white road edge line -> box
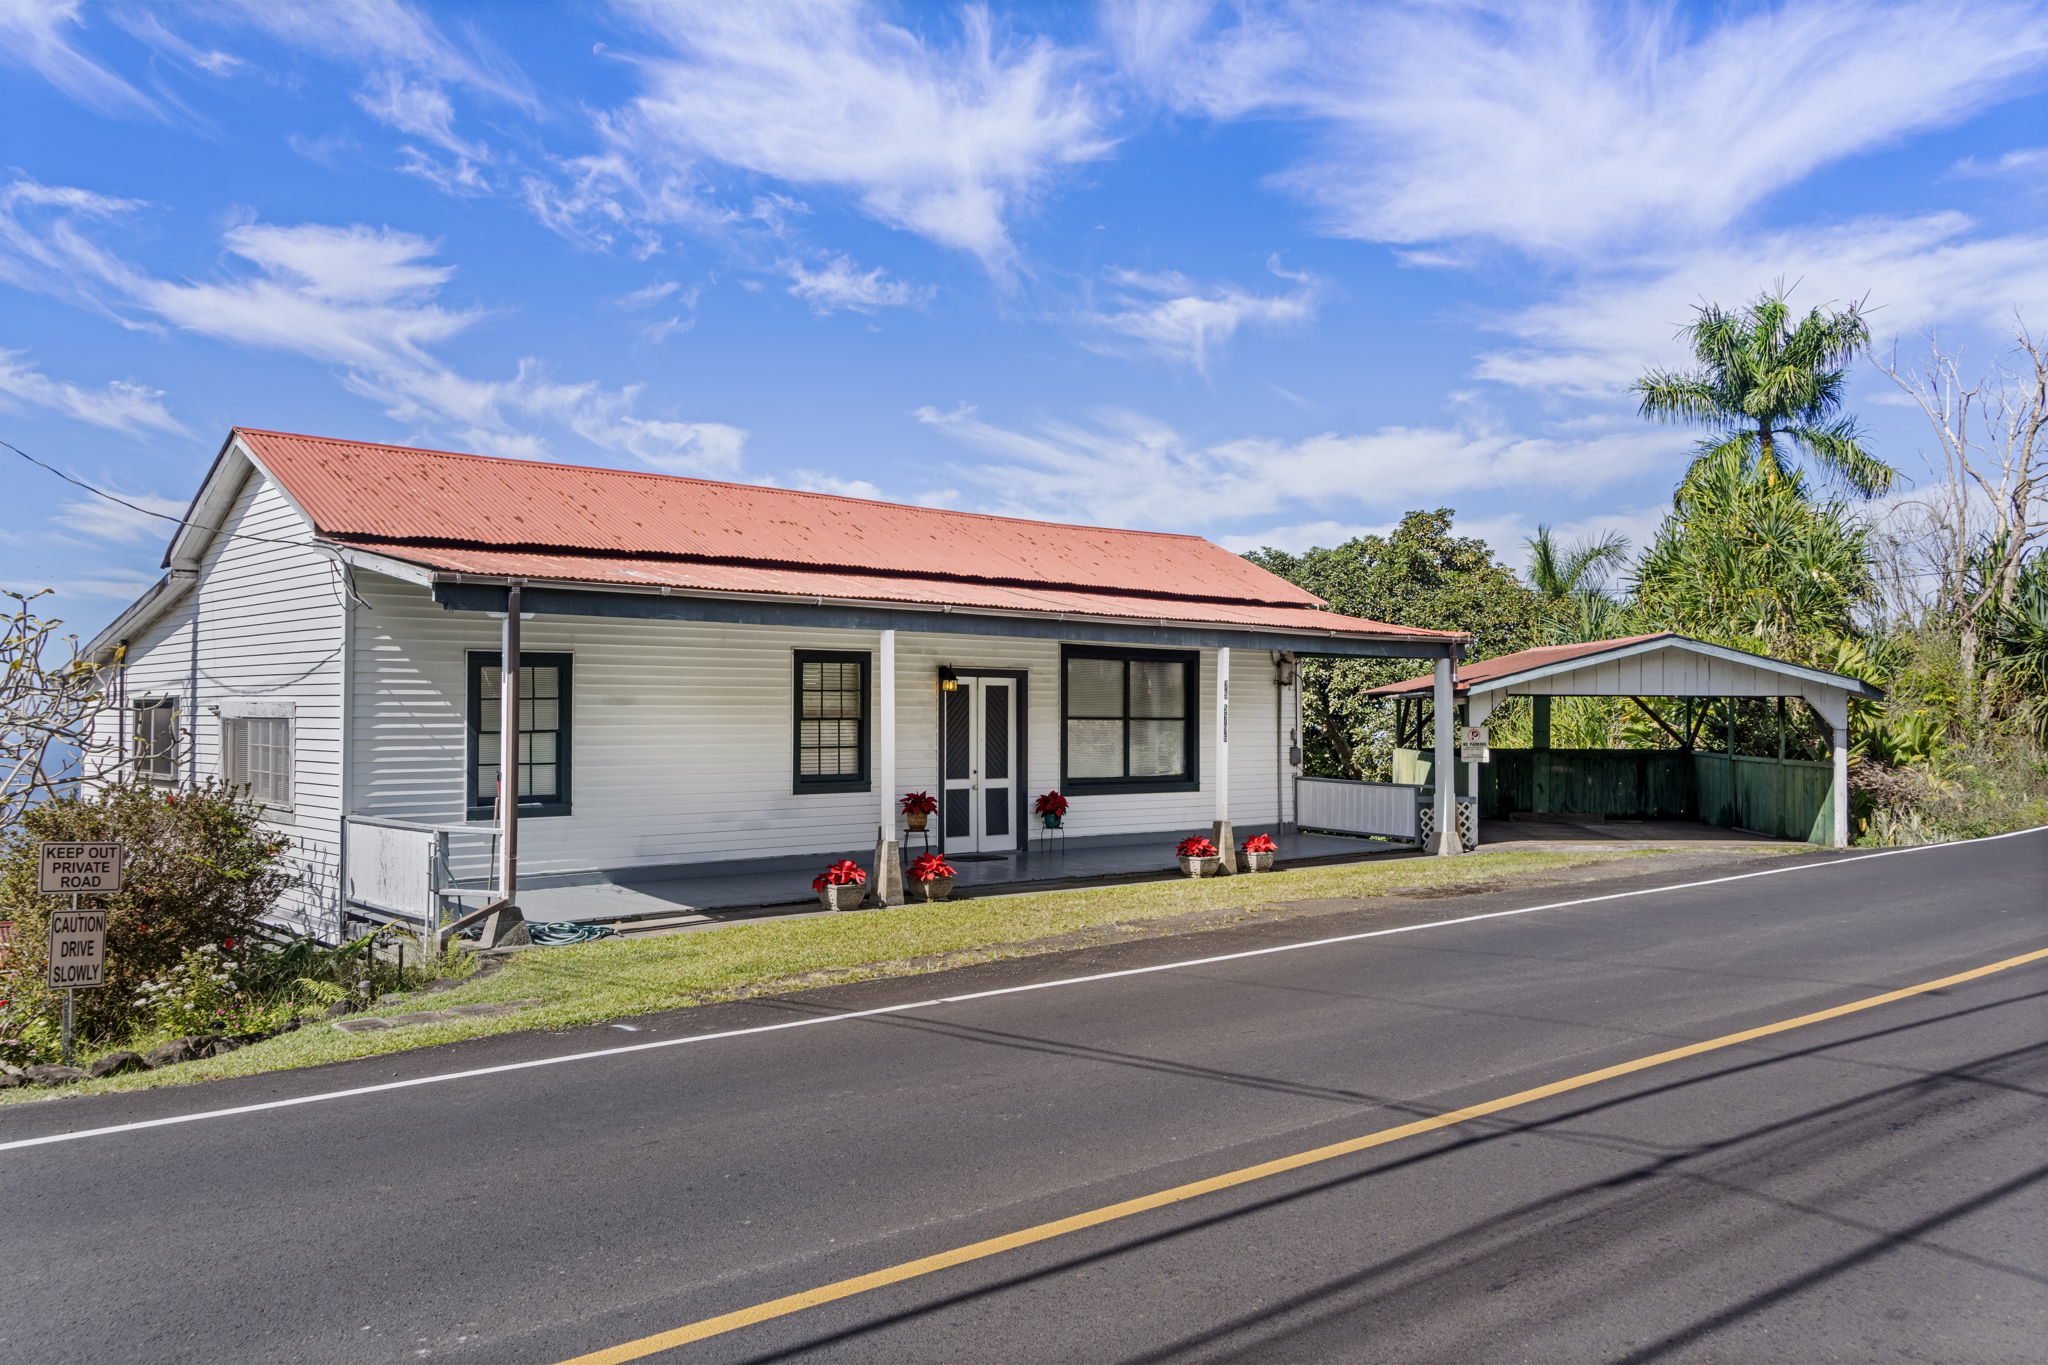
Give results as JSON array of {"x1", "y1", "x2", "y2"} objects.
[{"x1": 5, "y1": 826, "x2": 2043, "y2": 1154}]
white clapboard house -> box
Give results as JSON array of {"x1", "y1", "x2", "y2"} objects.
[{"x1": 83, "y1": 429, "x2": 1466, "y2": 935}]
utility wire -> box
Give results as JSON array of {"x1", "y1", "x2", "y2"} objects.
[{"x1": 3, "y1": 436, "x2": 370, "y2": 610}]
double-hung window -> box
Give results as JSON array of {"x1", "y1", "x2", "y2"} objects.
[
  {"x1": 793, "y1": 651, "x2": 870, "y2": 792},
  {"x1": 223, "y1": 716, "x2": 292, "y2": 809},
  {"x1": 468, "y1": 652, "x2": 572, "y2": 819},
  {"x1": 1061, "y1": 646, "x2": 1198, "y2": 792},
  {"x1": 133, "y1": 697, "x2": 180, "y2": 783}
]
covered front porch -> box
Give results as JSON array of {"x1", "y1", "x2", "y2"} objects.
[
  {"x1": 340, "y1": 574, "x2": 1467, "y2": 943},
  {"x1": 416, "y1": 828, "x2": 1392, "y2": 933}
]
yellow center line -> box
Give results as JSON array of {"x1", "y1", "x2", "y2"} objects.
[{"x1": 555, "y1": 945, "x2": 2048, "y2": 1365}]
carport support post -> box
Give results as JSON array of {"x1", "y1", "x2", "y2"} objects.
[
  {"x1": 1831, "y1": 723, "x2": 1850, "y2": 848},
  {"x1": 1431, "y1": 654, "x2": 1460, "y2": 855},
  {"x1": 873, "y1": 629, "x2": 903, "y2": 906},
  {"x1": 1211, "y1": 648, "x2": 1237, "y2": 872}
]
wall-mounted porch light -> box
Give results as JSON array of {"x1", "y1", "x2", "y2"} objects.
[{"x1": 938, "y1": 666, "x2": 959, "y2": 692}]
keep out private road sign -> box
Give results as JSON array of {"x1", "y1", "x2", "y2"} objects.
[{"x1": 39, "y1": 842, "x2": 123, "y2": 895}]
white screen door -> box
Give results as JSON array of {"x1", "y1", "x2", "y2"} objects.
[{"x1": 941, "y1": 676, "x2": 1018, "y2": 854}]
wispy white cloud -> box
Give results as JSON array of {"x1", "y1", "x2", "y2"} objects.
[
  {"x1": 0, "y1": 0, "x2": 161, "y2": 117},
  {"x1": 0, "y1": 177, "x2": 747, "y2": 477},
  {"x1": 0, "y1": 350, "x2": 186, "y2": 436},
  {"x1": 610, "y1": 0, "x2": 1111, "y2": 271},
  {"x1": 783, "y1": 254, "x2": 932, "y2": 315},
  {"x1": 1953, "y1": 145, "x2": 2048, "y2": 183},
  {"x1": 912, "y1": 401, "x2": 1686, "y2": 532},
  {"x1": 52, "y1": 490, "x2": 188, "y2": 545},
  {"x1": 1113, "y1": 2, "x2": 2048, "y2": 261},
  {"x1": 1081, "y1": 257, "x2": 1320, "y2": 375},
  {"x1": 1480, "y1": 213, "x2": 2048, "y2": 396}
]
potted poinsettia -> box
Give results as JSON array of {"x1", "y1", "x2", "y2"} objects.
[
  {"x1": 899, "y1": 791, "x2": 939, "y2": 832},
  {"x1": 1176, "y1": 836, "x2": 1221, "y2": 878},
  {"x1": 811, "y1": 860, "x2": 869, "y2": 911},
  {"x1": 1034, "y1": 790, "x2": 1068, "y2": 829},
  {"x1": 907, "y1": 852, "x2": 957, "y2": 902},
  {"x1": 1241, "y1": 833, "x2": 1278, "y2": 873}
]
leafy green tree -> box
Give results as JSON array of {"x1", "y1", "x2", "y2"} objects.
[
  {"x1": 1247, "y1": 510, "x2": 1540, "y2": 779},
  {"x1": 1631, "y1": 449, "x2": 1874, "y2": 658},
  {"x1": 1634, "y1": 289, "x2": 1895, "y2": 496}
]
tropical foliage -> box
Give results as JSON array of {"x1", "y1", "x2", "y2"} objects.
[
  {"x1": 1247, "y1": 510, "x2": 1541, "y2": 779},
  {"x1": 1634, "y1": 288, "x2": 1896, "y2": 496},
  {"x1": 1252, "y1": 289, "x2": 2045, "y2": 845}
]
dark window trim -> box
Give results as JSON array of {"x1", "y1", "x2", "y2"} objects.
[
  {"x1": 1059, "y1": 644, "x2": 1201, "y2": 794},
  {"x1": 792, "y1": 649, "x2": 872, "y2": 794},
  {"x1": 132, "y1": 696, "x2": 180, "y2": 784},
  {"x1": 932, "y1": 666, "x2": 1029, "y2": 856},
  {"x1": 466, "y1": 651, "x2": 574, "y2": 821}
]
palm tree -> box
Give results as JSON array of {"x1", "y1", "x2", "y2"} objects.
[
  {"x1": 1526, "y1": 525, "x2": 1630, "y2": 642},
  {"x1": 1634, "y1": 289, "x2": 1896, "y2": 496}
]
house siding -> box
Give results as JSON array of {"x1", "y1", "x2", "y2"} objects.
[
  {"x1": 87, "y1": 472, "x2": 346, "y2": 931},
  {"x1": 349, "y1": 573, "x2": 1290, "y2": 882}
]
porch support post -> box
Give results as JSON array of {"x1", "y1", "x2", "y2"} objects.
[
  {"x1": 477, "y1": 585, "x2": 529, "y2": 949},
  {"x1": 1212, "y1": 647, "x2": 1236, "y2": 872},
  {"x1": 873, "y1": 629, "x2": 903, "y2": 906},
  {"x1": 1430, "y1": 654, "x2": 1461, "y2": 855}
]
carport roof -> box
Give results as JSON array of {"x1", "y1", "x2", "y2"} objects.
[{"x1": 1363, "y1": 632, "x2": 1884, "y2": 700}]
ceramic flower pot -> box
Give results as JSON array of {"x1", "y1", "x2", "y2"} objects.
[
  {"x1": 1243, "y1": 850, "x2": 1275, "y2": 873},
  {"x1": 910, "y1": 876, "x2": 954, "y2": 902},
  {"x1": 1040, "y1": 813, "x2": 1063, "y2": 828},
  {"x1": 905, "y1": 810, "x2": 929, "y2": 832},
  {"x1": 818, "y1": 882, "x2": 868, "y2": 911},
  {"x1": 1178, "y1": 855, "x2": 1221, "y2": 879}
]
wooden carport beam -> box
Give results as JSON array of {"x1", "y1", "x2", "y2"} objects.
[{"x1": 1629, "y1": 697, "x2": 1692, "y2": 751}]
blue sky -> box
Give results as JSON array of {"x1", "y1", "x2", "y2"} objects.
[{"x1": 4, "y1": 0, "x2": 2047, "y2": 637}]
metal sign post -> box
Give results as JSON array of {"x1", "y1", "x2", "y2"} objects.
[{"x1": 40, "y1": 843, "x2": 120, "y2": 1065}]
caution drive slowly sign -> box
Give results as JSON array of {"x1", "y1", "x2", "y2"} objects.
[{"x1": 46, "y1": 908, "x2": 106, "y2": 990}]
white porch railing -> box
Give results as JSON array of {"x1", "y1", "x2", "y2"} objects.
[
  {"x1": 1294, "y1": 777, "x2": 1427, "y2": 843},
  {"x1": 344, "y1": 817, "x2": 495, "y2": 934}
]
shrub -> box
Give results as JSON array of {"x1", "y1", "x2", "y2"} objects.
[{"x1": 0, "y1": 778, "x2": 297, "y2": 1042}]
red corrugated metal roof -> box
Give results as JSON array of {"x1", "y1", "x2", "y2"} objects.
[
  {"x1": 233, "y1": 428, "x2": 1460, "y2": 642},
  {"x1": 1364, "y1": 634, "x2": 1676, "y2": 695}
]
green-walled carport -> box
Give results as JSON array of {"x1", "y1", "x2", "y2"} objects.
[{"x1": 1365, "y1": 633, "x2": 1884, "y2": 848}]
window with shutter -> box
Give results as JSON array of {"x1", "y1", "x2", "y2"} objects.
[{"x1": 223, "y1": 717, "x2": 292, "y2": 809}]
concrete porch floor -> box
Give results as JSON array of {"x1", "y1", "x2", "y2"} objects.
[
  {"x1": 501, "y1": 829, "x2": 1400, "y2": 933},
  {"x1": 1478, "y1": 814, "x2": 1805, "y2": 849}
]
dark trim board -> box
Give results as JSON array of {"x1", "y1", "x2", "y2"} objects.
[{"x1": 432, "y1": 583, "x2": 1455, "y2": 660}]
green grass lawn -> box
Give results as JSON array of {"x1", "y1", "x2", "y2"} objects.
[{"x1": 5, "y1": 843, "x2": 1792, "y2": 1103}]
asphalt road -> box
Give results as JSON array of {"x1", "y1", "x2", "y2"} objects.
[{"x1": 3, "y1": 832, "x2": 2044, "y2": 1364}]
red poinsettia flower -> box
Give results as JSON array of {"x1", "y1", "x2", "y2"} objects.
[
  {"x1": 1177, "y1": 836, "x2": 1219, "y2": 859},
  {"x1": 811, "y1": 859, "x2": 868, "y2": 890},
  {"x1": 898, "y1": 791, "x2": 940, "y2": 815},
  {"x1": 908, "y1": 853, "x2": 957, "y2": 882},
  {"x1": 1242, "y1": 834, "x2": 1277, "y2": 853},
  {"x1": 1033, "y1": 790, "x2": 1068, "y2": 817}
]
